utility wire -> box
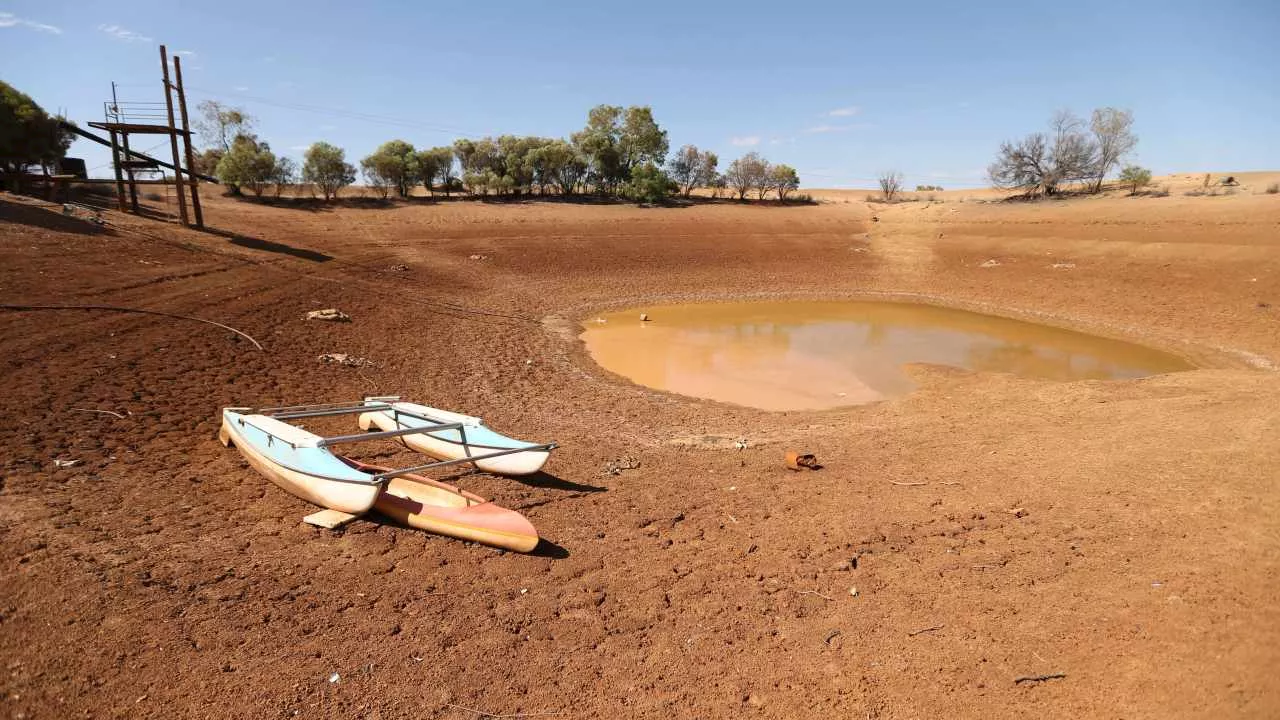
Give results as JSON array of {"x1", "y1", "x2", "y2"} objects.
[{"x1": 184, "y1": 86, "x2": 484, "y2": 138}]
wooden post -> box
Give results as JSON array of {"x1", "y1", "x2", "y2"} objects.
[
  {"x1": 172, "y1": 55, "x2": 203, "y2": 228},
  {"x1": 110, "y1": 82, "x2": 139, "y2": 213},
  {"x1": 119, "y1": 132, "x2": 140, "y2": 212},
  {"x1": 158, "y1": 45, "x2": 189, "y2": 226},
  {"x1": 108, "y1": 129, "x2": 127, "y2": 211}
]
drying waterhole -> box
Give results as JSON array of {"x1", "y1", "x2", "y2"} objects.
[{"x1": 580, "y1": 300, "x2": 1195, "y2": 411}]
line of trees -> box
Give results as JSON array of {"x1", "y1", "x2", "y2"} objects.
[
  {"x1": 1, "y1": 80, "x2": 74, "y2": 189},
  {"x1": 194, "y1": 101, "x2": 801, "y2": 203},
  {"x1": 988, "y1": 108, "x2": 1137, "y2": 197}
]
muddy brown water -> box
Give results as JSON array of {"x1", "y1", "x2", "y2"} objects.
[{"x1": 580, "y1": 300, "x2": 1194, "y2": 410}]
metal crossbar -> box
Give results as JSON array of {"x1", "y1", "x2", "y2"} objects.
[
  {"x1": 371, "y1": 443, "x2": 558, "y2": 481},
  {"x1": 317, "y1": 423, "x2": 466, "y2": 448},
  {"x1": 271, "y1": 404, "x2": 394, "y2": 421},
  {"x1": 257, "y1": 397, "x2": 399, "y2": 414}
]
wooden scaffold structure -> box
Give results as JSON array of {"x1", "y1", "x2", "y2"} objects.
[{"x1": 86, "y1": 45, "x2": 205, "y2": 228}]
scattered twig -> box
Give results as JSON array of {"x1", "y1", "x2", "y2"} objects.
[
  {"x1": 890, "y1": 481, "x2": 928, "y2": 487},
  {"x1": 0, "y1": 304, "x2": 264, "y2": 350},
  {"x1": 823, "y1": 629, "x2": 842, "y2": 645},
  {"x1": 443, "y1": 703, "x2": 560, "y2": 718},
  {"x1": 908, "y1": 625, "x2": 944, "y2": 637},
  {"x1": 726, "y1": 515, "x2": 738, "y2": 524},
  {"x1": 71, "y1": 408, "x2": 126, "y2": 419},
  {"x1": 1014, "y1": 673, "x2": 1066, "y2": 685},
  {"x1": 938, "y1": 481, "x2": 961, "y2": 486},
  {"x1": 971, "y1": 564, "x2": 1002, "y2": 570},
  {"x1": 794, "y1": 589, "x2": 834, "y2": 601}
]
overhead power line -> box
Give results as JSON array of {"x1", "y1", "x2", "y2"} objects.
[{"x1": 184, "y1": 86, "x2": 486, "y2": 138}]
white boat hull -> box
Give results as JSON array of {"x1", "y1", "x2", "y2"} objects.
[{"x1": 358, "y1": 402, "x2": 550, "y2": 476}]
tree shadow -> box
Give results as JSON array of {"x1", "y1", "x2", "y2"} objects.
[
  {"x1": 223, "y1": 192, "x2": 817, "y2": 211},
  {"x1": 0, "y1": 197, "x2": 112, "y2": 236},
  {"x1": 198, "y1": 225, "x2": 334, "y2": 262}
]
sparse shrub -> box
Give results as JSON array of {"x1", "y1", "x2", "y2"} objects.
[
  {"x1": 725, "y1": 152, "x2": 767, "y2": 200},
  {"x1": 1119, "y1": 165, "x2": 1152, "y2": 194},
  {"x1": 1265, "y1": 183, "x2": 1278, "y2": 194},
  {"x1": 1184, "y1": 189, "x2": 1205, "y2": 197},
  {"x1": 215, "y1": 134, "x2": 277, "y2": 197},
  {"x1": 302, "y1": 142, "x2": 356, "y2": 201},
  {"x1": 770, "y1": 164, "x2": 800, "y2": 201},
  {"x1": 1152, "y1": 185, "x2": 1170, "y2": 197},
  {"x1": 878, "y1": 170, "x2": 903, "y2": 202},
  {"x1": 623, "y1": 161, "x2": 675, "y2": 204}
]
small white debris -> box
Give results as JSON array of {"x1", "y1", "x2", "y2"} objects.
[
  {"x1": 1051, "y1": 262, "x2": 1076, "y2": 269},
  {"x1": 53, "y1": 459, "x2": 80, "y2": 468},
  {"x1": 980, "y1": 259, "x2": 1001, "y2": 268},
  {"x1": 305, "y1": 308, "x2": 351, "y2": 322},
  {"x1": 468, "y1": 254, "x2": 487, "y2": 261},
  {"x1": 640, "y1": 313, "x2": 650, "y2": 321},
  {"x1": 525, "y1": 359, "x2": 533, "y2": 365},
  {"x1": 848, "y1": 587, "x2": 859, "y2": 597},
  {"x1": 734, "y1": 438, "x2": 748, "y2": 450},
  {"x1": 520, "y1": 588, "x2": 528, "y2": 595},
  {"x1": 328, "y1": 673, "x2": 340, "y2": 684},
  {"x1": 594, "y1": 317, "x2": 607, "y2": 324},
  {"x1": 317, "y1": 353, "x2": 374, "y2": 367}
]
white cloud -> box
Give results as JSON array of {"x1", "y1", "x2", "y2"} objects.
[
  {"x1": 730, "y1": 136, "x2": 761, "y2": 147},
  {"x1": 0, "y1": 12, "x2": 62, "y2": 34},
  {"x1": 233, "y1": 86, "x2": 249, "y2": 92},
  {"x1": 174, "y1": 49, "x2": 197, "y2": 56},
  {"x1": 826, "y1": 106, "x2": 859, "y2": 117},
  {"x1": 804, "y1": 124, "x2": 846, "y2": 134},
  {"x1": 769, "y1": 136, "x2": 796, "y2": 146},
  {"x1": 99, "y1": 24, "x2": 153, "y2": 43}
]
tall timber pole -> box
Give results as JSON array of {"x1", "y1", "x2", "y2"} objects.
[{"x1": 159, "y1": 44, "x2": 189, "y2": 226}]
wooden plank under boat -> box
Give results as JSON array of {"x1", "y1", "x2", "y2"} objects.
[{"x1": 357, "y1": 399, "x2": 553, "y2": 476}]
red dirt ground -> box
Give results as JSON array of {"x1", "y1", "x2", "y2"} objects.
[{"x1": 1, "y1": 183, "x2": 1278, "y2": 719}]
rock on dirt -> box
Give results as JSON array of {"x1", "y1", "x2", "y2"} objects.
[
  {"x1": 603, "y1": 456, "x2": 641, "y2": 476},
  {"x1": 305, "y1": 308, "x2": 351, "y2": 322},
  {"x1": 317, "y1": 353, "x2": 373, "y2": 367}
]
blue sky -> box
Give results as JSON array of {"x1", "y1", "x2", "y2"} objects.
[{"x1": 2, "y1": 0, "x2": 1277, "y2": 188}]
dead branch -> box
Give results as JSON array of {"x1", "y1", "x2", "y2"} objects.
[
  {"x1": 0, "y1": 304, "x2": 264, "y2": 350},
  {"x1": 444, "y1": 703, "x2": 560, "y2": 718},
  {"x1": 890, "y1": 481, "x2": 928, "y2": 487},
  {"x1": 823, "y1": 629, "x2": 841, "y2": 645},
  {"x1": 1014, "y1": 673, "x2": 1066, "y2": 684},
  {"x1": 71, "y1": 408, "x2": 126, "y2": 419},
  {"x1": 794, "y1": 589, "x2": 834, "y2": 601},
  {"x1": 908, "y1": 625, "x2": 944, "y2": 637}
]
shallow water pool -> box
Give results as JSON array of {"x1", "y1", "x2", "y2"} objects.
[{"x1": 580, "y1": 300, "x2": 1192, "y2": 411}]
